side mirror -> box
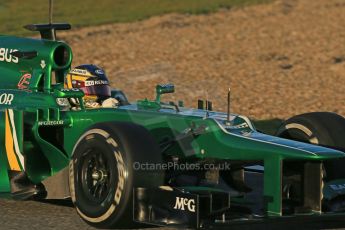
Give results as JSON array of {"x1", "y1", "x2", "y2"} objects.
[
  {"x1": 155, "y1": 83, "x2": 174, "y2": 103},
  {"x1": 54, "y1": 88, "x2": 84, "y2": 98},
  {"x1": 53, "y1": 88, "x2": 85, "y2": 109}
]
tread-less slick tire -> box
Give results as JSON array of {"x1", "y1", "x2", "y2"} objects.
[
  {"x1": 276, "y1": 112, "x2": 345, "y2": 180},
  {"x1": 69, "y1": 122, "x2": 163, "y2": 228}
]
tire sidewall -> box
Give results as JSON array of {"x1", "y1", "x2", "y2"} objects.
[
  {"x1": 276, "y1": 112, "x2": 345, "y2": 148},
  {"x1": 69, "y1": 122, "x2": 164, "y2": 228},
  {"x1": 69, "y1": 127, "x2": 133, "y2": 226}
]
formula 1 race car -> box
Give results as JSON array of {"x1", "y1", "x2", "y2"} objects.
[{"x1": 2, "y1": 13, "x2": 345, "y2": 230}]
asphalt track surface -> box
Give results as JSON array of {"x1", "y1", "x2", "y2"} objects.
[
  {"x1": 2, "y1": 172, "x2": 345, "y2": 230},
  {"x1": 0, "y1": 198, "x2": 180, "y2": 230},
  {"x1": 2, "y1": 198, "x2": 345, "y2": 230},
  {"x1": 0, "y1": 199, "x2": 95, "y2": 230}
]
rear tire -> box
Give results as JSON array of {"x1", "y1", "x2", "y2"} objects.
[
  {"x1": 69, "y1": 122, "x2": 164, "y2": 228},
  {"x1": 276, "y1": 112, "x2": 345, "y2": 180}
]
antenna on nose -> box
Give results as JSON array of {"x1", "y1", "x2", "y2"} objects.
[{"x1": 226, "y1": 88, "x2": 231, "y2": 126}]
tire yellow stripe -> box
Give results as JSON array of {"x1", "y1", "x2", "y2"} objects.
[{"x1": 5, "y1": 110, "x2": 21, "y2": 171}]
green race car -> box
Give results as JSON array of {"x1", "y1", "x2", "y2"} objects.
[{"x1": 1, "y1": 21, "x2": 345, "y2": 229}]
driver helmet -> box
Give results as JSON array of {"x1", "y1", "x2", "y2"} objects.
[{"x1": 65, "y1": 64, "x2": 111, "y2": 103}]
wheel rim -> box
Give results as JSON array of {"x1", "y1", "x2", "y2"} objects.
[{"x1": 80, "y1": 148, "x2": 115, "y2": 204}]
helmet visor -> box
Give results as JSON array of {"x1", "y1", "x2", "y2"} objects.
[{"x1": 80, "y1": 84, "x2": 111, "y2": 99}]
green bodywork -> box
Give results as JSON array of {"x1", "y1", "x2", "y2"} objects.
[{"x1": 0, "y1": 35, "x2": 344, "y2": 217}]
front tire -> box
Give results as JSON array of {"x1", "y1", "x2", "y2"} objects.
[
  {"x1": 69, "y1": 122, "x2": 163, "y2": 228},
  {"x1": 276, "y1": 112, "x2": 345, "y2": 180}
]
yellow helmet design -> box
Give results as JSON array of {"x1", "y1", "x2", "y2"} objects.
[{"x1": 65, "y1": 64, "x2": 111, "y2": 102}]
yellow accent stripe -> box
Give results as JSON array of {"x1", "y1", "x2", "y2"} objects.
[
  {"x1": 71, "y1": 76, "x2": 90, "y2": 81},
  {"x1": 66, "y1": 74, "x2": 90, "y2": 88},
  {"x1": 5, "y1": 110, "x2": 21, "y2": 171},
  {"x1": 66, "y1": 74, "x2": 73, "y2": 88}
]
